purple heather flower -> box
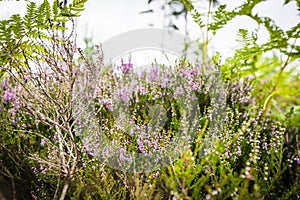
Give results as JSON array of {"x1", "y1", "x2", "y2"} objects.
[
  {"x1": 11, "y1": 90, "x2": 16, "y2": 100},
  {"x1": 224, "y1": 116, "x2": 229, "y2": 122},
  {"x1": 295, "y1": 156, "x2": 300, "y2": 165},
  {"x1": 41, "y1": 138, "x2": 46, "y2": 146},
  {"x1": 152, "y1": 138, "x2": 158, "y2": 151},
  {"x1": 14, "y1": 100, "x2": 20, "y2": 111},
  {"x1": 175, "y1": 87, "x2": 184, "y2": 95},
  {"x1": 17, "y1": 83, "x2": 22, "y2": 92},
  {"x1": 121, "y1": 91, "x2": 129, "y2": 103},
  {"x1": 137, "y1": 137, "x2": 145, "y2": 154},
  {"x1": 3, "y1": 90, "x2": 11, "y2": 101},
  {"x1": 149, "y1": 66, "x2": 159, "y2": 82},
  {"x1": 2, "y1": 78, "x2": 7, "y2": 88},
  {"x1": 192, "y1": 84, "x2": 199, "y2": 91},
  {"x1": 53, "y1": 132, "x2": 58, "y2": 143},
  {"x1": 225, "y1": 151, "x2": 230, "y2": 159},
  {"x1": 83, "y1": 139, "x2": 91, "y2": 153},
  {"x1": 119, "y1": 147, "x2": 125, "y2": 161},
  {"x1": 119, "y1": 147, "x2": 131, "y2": 162},
  {"x1": 39, "y1": 164, "x2": 46, "y2": 174},
  {"x1": 61, "y1": 62, "x2": 68, "y2": 72},
  {"x1": 236, "y1": 146, "x2": 241, "y2": 155},
  {"x1": 192, "y1": 69, "x2": 199, "y2": 75},
  {"x1": 104, "y1": 99, "x2": 113, "y2": 111},
  {"x1": 4, "y1": 89, "x2": 17, "y2": 102},
  {"x1": 187, "y1": 71, "x2": 192, "y2": 81},
  {"x1": 147, "y1": 140, "x2": 151, "y2": 147},
  {"x1": 9, "y1": 108, "x2": 15, "y2": 116},
  {"x1": 154, "y1": 171, "x2": 160, "y2": 177},
  {"x1": 120, "y1": 58, "x2": 133, "y2": 74},
  {"x1": 24, "y1": 74, "x2": 29, "y2": 81},
  {"x1": 138, "y1": 85, "x2": 148, "y2": 95},
  {"x1": 45, "y1": 72, "x2": 49, "y2": 82},
  {"x1": 247, "y1": 75, "x2": 255, "y2": 81},
  {"x1": 161, "y1": 77, "x2": 169, "y2": 88},
  {"x1": 235, "y1": 84, "x2": 239, "y2": 91},
  {"x1": 12, "y1": 118, "x2": 17, "y2": 127}
]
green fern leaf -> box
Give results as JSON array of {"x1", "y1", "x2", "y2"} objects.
[{"x1": 11, "y1": 14, "x2": 25, "y2": 39}]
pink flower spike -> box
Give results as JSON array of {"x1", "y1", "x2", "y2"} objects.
[
  {"x1": 17, "y1": 83, "x2": 22, "y2": 92},
  {"x1": 2, "y1": 78, "x2": 7, "y2": 88},
  {"x1": 3, "y1": 90, "x2": 11, "y2": 101},
  {"x1": 41, "y1": 138, "x2": 46, "y2": 146},
  {"x1": 24, "y1": 74, "x2": 29, "y2": 81}
]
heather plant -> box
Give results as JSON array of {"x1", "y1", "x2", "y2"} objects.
[
  {"x1": 88, "y1": 60, "x2": 199, "y2": 171},
  {"x1": 0, "y1": 0, "x2": 299, "y2": 199}
]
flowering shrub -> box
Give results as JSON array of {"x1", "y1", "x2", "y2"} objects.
[
  {"x1": 0, "y1": 0, "x2": 299, "y2": 199},
  {"x1": 2, "y1": 50, "x2": 299, "y2": 199}
]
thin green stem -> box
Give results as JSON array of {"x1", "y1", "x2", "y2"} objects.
[{"x1": 262, "y1": 35, "x2": 298, "y2": 116}]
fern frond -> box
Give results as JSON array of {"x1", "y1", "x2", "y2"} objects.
[
  {"x1": 209, "y1": 5, "x2": 236, "y2": 33},
  {"x1": 23, "y1": 2, "x2": 37, "y2": 30},
  {"x1": 0, "y1": 20, "x2": 12, "y2": 42},
  {"x1": 61, "y1": 0, "x2": 88, "y2": 17},
  {"x1": 0, "y1": 0, "x2": 86, "y2": 77},
  {"x1": 179, "y1": 0, "x2": 194, "y2": 11},
  {"x1": 11, "y1": 14, "x2": 25, "y2": 39}
]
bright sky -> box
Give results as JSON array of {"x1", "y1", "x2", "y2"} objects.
[{"x1": 0, "y1": 0, "x2": 299, "y2": 63}]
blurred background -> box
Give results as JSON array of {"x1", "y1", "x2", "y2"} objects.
[{"x1": 0, "y1": 0, "x2": 299, "y2": 59}]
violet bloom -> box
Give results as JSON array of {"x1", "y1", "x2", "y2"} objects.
[
  {"x1": 295, "y1": 156, "x2": 300, "y2": 165},
  {"x1": 53, "y1": 132, "x2": 58, "y2": 143},
  {"x1": 152, "y1": 138, "x2": 158, "y2": 151},
  {"x1": 225, "y1": 151, "x2": 230, "y2": 159},
  {"x1": 4, "y1": 90, "x2": 17, "y2": 102},
  {"x1": 149, "y1": 66, "x2": 159, "y2": 82},
  {"x1": 39, "y1": 164, "x2": 46, "y2": 174},
  {"x1": 137, "y1": 137, "x2": 146, "y2": 155},
  {"x1": 236, "y1": 146, "x2": 241, "y2": 155},
  {"x1": 117, "y1": 86, "x2": 130, "y2": 104},
  {"x1": 247, "y1": 75, "x2": 255, "y2": 81},
  {"x1": 119, "y1": 147, "x2": 130, "y2": 162},
  {"x1": 24, "y1": 74, "x2": 29, "y2": 81},
  {"x1": 61, "y1": 62, "x2": 68, "y2": 72},
  {"x1": 41, "y1": 138, "x2": 46, "y2": 146},
  {"x1": 3, "y1": 90, "x2": 11, "y2": 101},
  {"x1": 14, "y1": 100, "x2": 20, "y2": 111},
  {"x1": 10, "y1": 90, "x2": 16, "y2": 101},
  {"x1": 121, "y1": 91, "x2": 129, "y2": 103},
  {"x1": 45, "y1": 72, "x2": 49, "y2": 82},
  {"x1": 83, "y1": 139, "x2": 91, "y2": 153},
  {"x1": 103, "y1": 99, "x2": 113, "y2": 111},
  {"x1": 119, "y1": 147, "x2": 125, "y2": 161},
  {"x1": 120, "y1": 58, "x2": 133, "y2": 74},
  {"x1": 192, "y1": 84, "x2": 199, "y2": 91},
  {"x1": 161, "y1": 77, "x2": 169, "y2": 88},
  {"x1": 8, "y1": 108, "x2": 15, "y2": 116},
  {"x1": 12, "y1": 118, "x2": 17, "y2": 127},
  {"x1": 187, "y1": 71, "x2": 192, "y2": 81},
  {"x1": 17, "y1": 84, "x2": 22, "y2": 92},
  {"x1": 2, "y1": 78, "x2": 7, "y2": 88}
]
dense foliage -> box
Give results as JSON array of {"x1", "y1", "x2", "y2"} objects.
[{"x1": 0, "y1": 0, "x2": 299, "y2": 199}]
